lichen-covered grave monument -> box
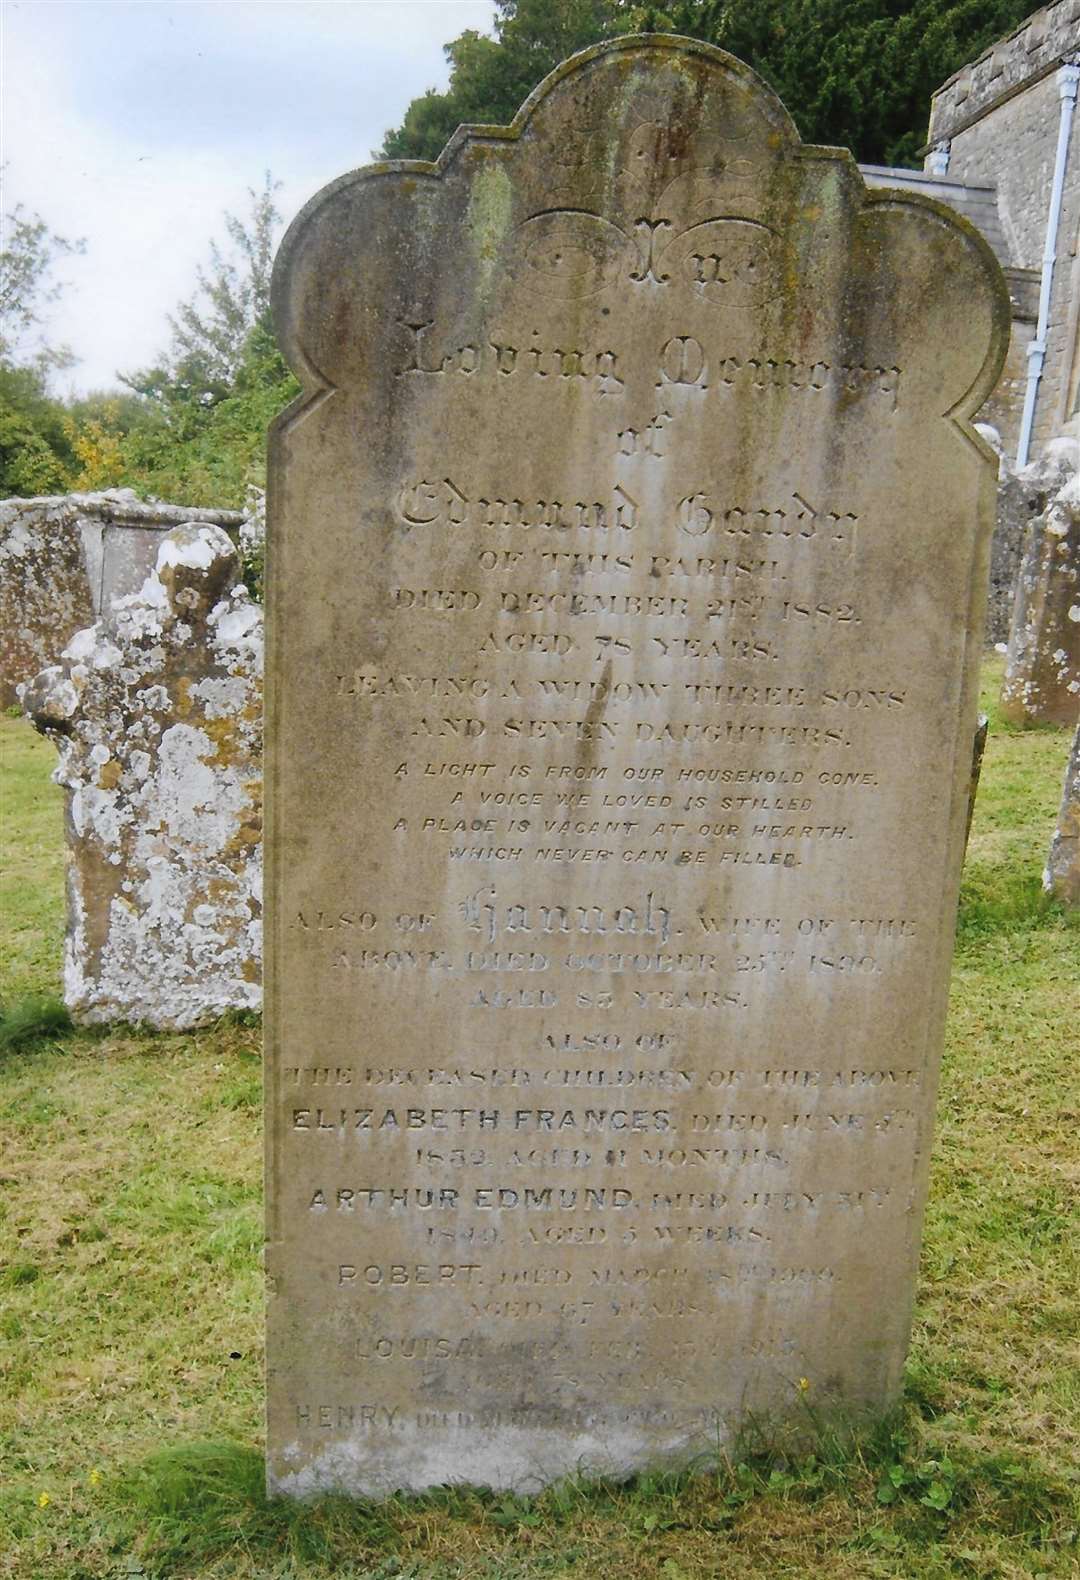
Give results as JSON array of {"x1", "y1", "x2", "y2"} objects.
[{"x1": 265, "y1": 35, "x2": 1009, "y2": 1496}]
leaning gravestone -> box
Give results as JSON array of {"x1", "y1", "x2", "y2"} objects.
[
  {"x1": 266, "y1": 35, "x2": 1009, "y2": 1496},
  {"x1": 1044, "y1": 722, "x2": 1080, "y2": 906}
]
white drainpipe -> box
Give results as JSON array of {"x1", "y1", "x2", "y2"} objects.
[
  {"x1": 1017, "y1": 55, "x2": 1080, "y2": 468},
  {"x1": 928, "y1": 140, "x2": 951, "y2": 176}
]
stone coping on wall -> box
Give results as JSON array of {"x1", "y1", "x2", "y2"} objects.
[
  {"x1": 0, "y1": 487, "x2": 246, "y2": 529},
  {"x1": 927, "y1": 0, "x2": 1080, "y2": 148},
  {"x1": 1004, "y1": 267, "x2": 1042, "y2": 322},
  {"x1": 859, "y1": 166, "x2": 1012, "y2": 266}
]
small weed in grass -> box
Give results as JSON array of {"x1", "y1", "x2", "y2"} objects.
[
  {"x1": 106, "y1": 1441, "x2": 408, "y2": 1573},
  {"x1": 0, "y1": 994, "x2": 71, "y2": 1052},
  {"x1": 1, "y1": 1260, "x2": 41, "y2": 1287}
]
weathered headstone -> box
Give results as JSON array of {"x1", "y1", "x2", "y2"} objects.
[
  {"x1": 23, "y1": 524, "x2": 262, "y2": 1029},
  {"x1": 970, "y1": 426, "x2": 1051, "y2": 651},
  {"x1": 1044, "y1": 722, "x2": 1080, "y2": 905},
  {"x1": 0, "y1": 490, "x2": 245, "y2": 707},
  {"x1": 1000, "y1": 438, "x2": 1080, "y2": 726},
  {"x1": 977, "y1": 427, "x2": 1031, "y2": 649},
  {"x1": 266, "y1": 35, "x2": 1008, "y2": 1496}
]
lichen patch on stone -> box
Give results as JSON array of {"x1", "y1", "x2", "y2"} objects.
[{"x1": 23, "y1": 522, "x2": 263, "y2": 1029}]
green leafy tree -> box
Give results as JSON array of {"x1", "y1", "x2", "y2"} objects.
[
  {"x1": 124, "y1": 171, "x2": 283, "y2": 411},
  {"x1": 114, "y1": 173, "x2": 298, "y2": 507},
  {"x1": 119, "y1": 318, "x2": 296, "y2": 506},
  {"x1": 0, "y1": 175, "x2": 297, "y2": 507},
  {"x1": 0, "y1": 191, "x2": 86, "y2": 494},
  {"x1": 0, "y1": 194, "x2": 85, "y2": 375},
  {"x1": 0, "y1": 367, "x2": 73, "y2": 495},
  {"x1": 381, "y1": 0, "x2": 628, "y2": 160},
  {"x1": 62, "y1": 390, "x2": 146, "y2": 491},
  {"x1": 381, "y1": 0, "x2": 1037, "y2": 167},
  {"x1": 667, "y1": 0, "x2": 1039, "y2": 166}
]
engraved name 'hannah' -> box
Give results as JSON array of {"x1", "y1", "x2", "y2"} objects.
[{"x1": 459, "y1": 887, "x2": 672, "y2": 946}]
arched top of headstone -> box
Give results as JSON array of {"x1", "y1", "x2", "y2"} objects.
[
  {"x1": 272, "y1": 33, "x2": 1009, "y2": 440},
  {"x1": 442, "y1": 31, "x2": 803, "y2": 166}
]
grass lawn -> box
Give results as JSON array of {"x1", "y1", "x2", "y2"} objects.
[{"x1": 1, "y1": 659, "x2": 1078, "y2": 1579}]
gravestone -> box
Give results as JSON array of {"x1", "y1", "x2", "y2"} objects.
[
  {"x1": 1000, "y1": 439, "x2": 1080, "y2": 726},
  {"x1": 981, "y1": 436, "x2": 1031, "y2": 649},
  {"x1": 0, "y1": 490, "x2": 245, "y2": 707},
  {"x1": 23, "y1": 524, "x2": 263, "y2": 1028},
  {"x1": 266, "y1": 34, "x2": 1009, "y2": 1496},
  {"x1": 1044, "y1": 722, "x2": 1080, "y2": 905}
]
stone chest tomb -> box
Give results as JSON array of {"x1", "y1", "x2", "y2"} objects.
[{"x1": 265, "y1": 35, "x2": 1009, "y2": 1495}]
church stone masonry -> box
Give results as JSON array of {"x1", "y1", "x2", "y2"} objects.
[
  {"x1": 861, "y1": 1, "x2": 1080, "y2": 463},
  {"x1": 265, "y1": 35, "x2": 1009, "y2": 1497}
]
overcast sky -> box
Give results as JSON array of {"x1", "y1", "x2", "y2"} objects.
[{"x1": 2, "y1": 0, "x2": 496, "y2": 394}]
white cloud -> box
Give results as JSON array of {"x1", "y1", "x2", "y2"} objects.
[{"x1": 2, "y1": 0, "x2": 496, "y2": 391}]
